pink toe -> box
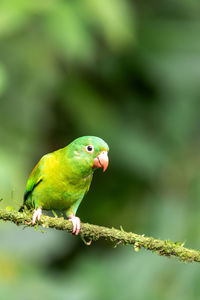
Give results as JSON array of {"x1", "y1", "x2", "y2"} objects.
[
  {"x1": 68, "y1": 215, "x2": 81, "y2": 235},
  {"x1": 32, "y1": 208, "x2": 42, "y2": 225},
  {"x1": 72, "y1": 223, "x2": 76, "y2": 234}
]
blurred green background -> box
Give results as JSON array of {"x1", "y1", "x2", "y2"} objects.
[{"x1": 1, "y1": 0, "x2": 200, "y2": 299}]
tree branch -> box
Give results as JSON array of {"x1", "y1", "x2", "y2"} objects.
[{"x1": 0, "y1": 208, "x2": 199, "y2": 263}]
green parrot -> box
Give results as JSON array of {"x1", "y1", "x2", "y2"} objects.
[{"x1": 21, "y1": 136, "x2": 109, "y2": 235}]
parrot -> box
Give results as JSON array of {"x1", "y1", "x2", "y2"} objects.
[{"x1": 20, "y1": 136, "x2": 109, "y2": 235}]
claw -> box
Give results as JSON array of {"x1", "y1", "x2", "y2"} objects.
[
  {"x1": 68, "y1": 214, "x2": 81, "y2": 235},
  {"x1": 32, "y1": 208, "x2": 42, "y2": 225}
]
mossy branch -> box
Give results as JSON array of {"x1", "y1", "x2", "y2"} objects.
[{"x1": 0, "y1": 208, "x2": 200, "y2": 263}]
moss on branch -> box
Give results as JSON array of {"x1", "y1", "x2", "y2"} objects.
[{"x1": 0, "y1": 208, "x2": 200, "y2": 263}]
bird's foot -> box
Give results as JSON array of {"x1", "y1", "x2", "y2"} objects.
[
  {"x1": 32, "y1": 208, "x2": 42, "y2": 225},
  {"x1": 68, "y1": 214, "x2": 80, "y2": 235}
]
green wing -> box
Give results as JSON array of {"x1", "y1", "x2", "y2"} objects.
[{"x1": 24, "y1": 161, "x2": 43, "y2": 207}]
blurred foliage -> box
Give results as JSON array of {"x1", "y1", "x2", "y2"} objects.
[{"x1": 1, "y1": 0, "x2": 200, "y2": 299}]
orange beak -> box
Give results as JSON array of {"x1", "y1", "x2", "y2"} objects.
[{"x1": 92, "y1": 151, "x2": 109, "y2": 172}]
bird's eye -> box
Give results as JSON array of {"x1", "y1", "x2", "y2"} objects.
[{"x1": 86, "y1": 145, "x2": 94, "y2": 153}]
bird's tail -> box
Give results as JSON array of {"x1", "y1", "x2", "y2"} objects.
[{"x1": 18, "y1": 205, "x2": 25, "y2": 212}]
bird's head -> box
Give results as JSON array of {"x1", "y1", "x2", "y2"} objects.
[{"x1": 67, "y1": 136, "x2": 109, "y2": 176}]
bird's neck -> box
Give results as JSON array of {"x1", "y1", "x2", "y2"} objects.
[{"x1": 62, "y1": 147, "x2": 94, "y2": 180}]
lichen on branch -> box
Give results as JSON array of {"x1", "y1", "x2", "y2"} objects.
[{"x1": 0, "y1": 208, "x2": 200, "y2": 263}]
